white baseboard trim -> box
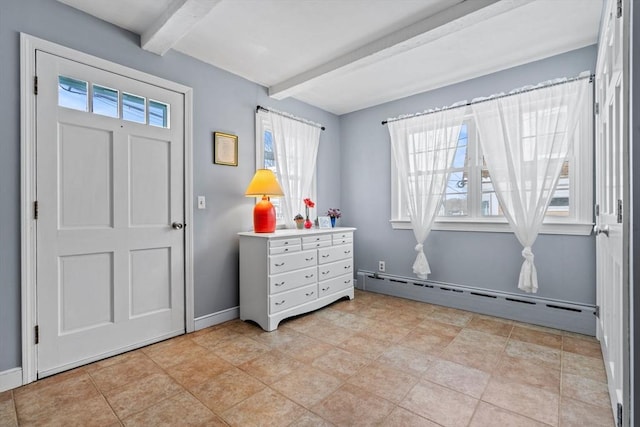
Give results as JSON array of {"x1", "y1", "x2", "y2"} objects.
[
  {"x1": 194, "y1": 306, "x2": 239, "y2": 331},
  {"x1": 0, "y1": 367, "x2": 23, "y2": 392}
]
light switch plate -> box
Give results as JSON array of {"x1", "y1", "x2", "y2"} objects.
[{"x1": 197, "y1": 196, "x2": 206, "y2": 209}]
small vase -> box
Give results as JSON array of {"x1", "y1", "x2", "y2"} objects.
[
  {"x1": 304, "y1": 217, "x2": 313, "y2": 229},
  {"x1": 330, "y1": 217, "x2": 336, "y2": 228},
  {"x1": 295, "y1": 220, "x2": 304, "y2": 230}
]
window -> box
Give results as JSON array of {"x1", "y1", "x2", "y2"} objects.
[
  {"x1": 57, "y1": 75, "x2": 170, "y2": 129},
  {"x1": 391, "y1": 100, "x2": 593, "y2": 235},
  {"x1": 255, "y1": 112, "x2": 317, "y2": 226}
]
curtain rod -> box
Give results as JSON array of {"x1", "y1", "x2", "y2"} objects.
[
  {"x1": 381, "y1": 73, "x2": 594, "y2": 126},
  {"x1": 256, "y1": 105, "x2": 326, "y2": 131}
]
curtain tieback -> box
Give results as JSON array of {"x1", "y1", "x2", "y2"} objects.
[
  {"x1": 521, "y1": 246, "x2": 534, "y2": 262},
  {"x1": 414, "y1": 243, "x2": 423, "y2": 252}
]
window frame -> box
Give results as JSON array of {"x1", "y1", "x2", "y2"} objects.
[
  {"x1": 255, "y1": 111, "x2": 317, "y2": 227},
  {"x1": 390, "y1": 99, "x2": 594, "y2": 236}
]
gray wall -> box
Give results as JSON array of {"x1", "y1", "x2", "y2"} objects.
[
  {"x1": 340, "y1": 46, "x2": 597, "y2": 305},
  {"x1": 0, "y1": 0, "x2": 341, "y2": 372}
]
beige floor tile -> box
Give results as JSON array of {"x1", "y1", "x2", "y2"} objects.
[
  {"x1": 376, "y1": 344, "x2": 435, "y2": 375},
  {"x1": 347, "y1": 360, "x2": 418, "y2": 403},
  {"x1": 495, "y1": 355, "x2": 561, "y2": 393},
  {"x1": 439, "y1": 339, "x2": 502, "y2": 373},
  {"x1": 269, "y1": 333, "x2": 334, "y2": 363},
  {"x1": 400, "y1": 380, "x2": 478, "y2": 427},
  {"x1": 399, "y1": 327, "x2": 457, "y2": 356},
  {"x1": 251, "y1": 326, "x2": 307, "y2": 348},
  {"x1": 337, "y1": 333, "x2": 389, "y2": 359},
  {"x1": 511, "y1": 325, "x2": 563, "y2": 349},
  {"x1": 311, "y1": 383, "x2": 395, "y2": 426},
  {"x1": 469, "y1": 402, "x2": 548, "y2": 427},
  {"x1": 287, "y1": 410, "x2": 335, "y2": 427},
  {"x1": 221, "y1": 388, "x2": 305, "y2": 427},
  {"x1": 303, "y1": 322, "x2": 355, "y2": 346},
  {"x1": 562, "y1": 373, "x2": 611, "y2": 408},
  {"x1": 212, "y1": 335, "x2": 271, "y2": 366},
  {"x1": 0, "y1": 392, "x2": 18, "y2": 427},
  {"x1": 562, "y1": 352, "x2": 607, "y2": 383},
  {"x1": 271, "y1": 365, "x2": 342, "y2": 408},
  {"x1": 504, "y1": 339, "x2": 561, "y2": 370},
  {"x1": 164, "y1": 352, "x2": 233, "y2": 389},
  {"x1": 563, "y1": 336, "x2": 602, "y2": 358},
  {"x1": 311, "y1": 348, "x2": 369, "y2": 380},
  {"x1": 482, "y1": 376, "x2": 559, "y2": 426},
  {"x1": 562, "y1": 330, "x2": 599, "y2": 342},
  {"x1": 88, "y1": 352, "x2": 163, "y2": 392},
  {"x1": 559, "y1": 396, "x2": 615, "y2": 426},
  {"x1": 357, "y1": 319, "x2": 412, "y2": 343},
  {"x1": 191, "y1": 325, "x2": 245, "y2": 349},
  {"x1": 466, "y1": 314, "x2": 514, "y2": 337},
  {"x1": 189, "y1": 367, "x2": 265, "y2": 414},
  {"x1": 123, "y1": 390, "x2": 224, "y2": 426},
  {"x1": 423, "y1": 358, "x2": 490, "y2": 398},
  {"x1": 103, "y1": 372, "x2": 184, "y2": 419},
  {"x1": 142, "y1": 337, "x2": 207, "y2": 369},
  {"x1": 381, "y1": 406, "x2": 440, "y2": 426},
  {"x1": 238, "y1": 349, "x2": 302, "y2": 385},
  {"x1": 425, "y1": 305, "x2": 473, "y2": 327}
]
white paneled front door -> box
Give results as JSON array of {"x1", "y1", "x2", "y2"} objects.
[
  {"x1": 594, "y1": 0, "x2": 627, "y2": 423},
  {"x1": 36, "y1": 51, "x2": 185, "y2": 377}
]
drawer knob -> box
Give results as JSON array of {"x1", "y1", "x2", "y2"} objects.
[
  {"x1": 344, "y1": 250, "x2": 351, "y2": 254},
  {"x1": 305, "y1": 274, "x2": 314, "y2": 278},
  {"x1": 275, "y1": 282, "x2": 285, "y2": 287},
  {"x1": 275, "y1": 300, "x2": 286, "y2": 306},
  {"x1": 322, "y1": 286, "x2": 330, "y2": 292},
  {"x1": 322, "y1": 254, "x2": 330, "y2": 258},
  {"x1": 344, "y1": 280, "x2": 351, "y2": 284},
  {"x1": 305, "y1": 257, "x2": 314, "y2": 261},
  {"x1": 344, "y1": 265, "x2": 351, "y2": 269},
  {"x1": 306, "y1": 291, "x2": 314, "y2": 297},
  {"x1": 275, "y1": 262, "x2": 285, "y2": 267},
  {"x1": 322, "y1": 271, "x2": 330, "y2": 275}
]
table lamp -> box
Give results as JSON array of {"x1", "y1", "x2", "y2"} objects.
[{"x1": 245, "y1": 169, "x2": 284, "y2": 233}]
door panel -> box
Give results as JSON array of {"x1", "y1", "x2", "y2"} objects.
[{"x1": 36, "y1": 51, "x2": 185, "y2": 377}]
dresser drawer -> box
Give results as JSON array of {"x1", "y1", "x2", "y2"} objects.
[
  {"x1": 302, "y1": 234, "x2": 331, "y2": 244},
  {"x1": 269, "y1": 250, "x2": 316, "y2": 275},
  {"x1": 270, "y1": 238, "x2": 302, "y2": 248},
  {"x1": 269, "y1": 266, "x2": 316, "y2": 294},
  {"x1": 319, "y1": 274, "x2": 353, "y2": 297},
  {"x1": 269, "y1": 245, "x2": 301, "y2": 255},
  {"x1": 318, "y1": 244, "x2": 353, "y2": 265},
  {"x1": 269, "y1": 284, "x2": 317, "y2": 314},
  {"x1": 332, "y1": 232, "x2": 353, "y2": 245},
  {"x1": 318, "y1": 258, "x2": 353, "y2": 281},
  {"x1": 302, "y1": 240, "x2": 331, "y2": 250}
]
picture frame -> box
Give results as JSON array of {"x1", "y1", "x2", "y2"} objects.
[
  {"x1": 213, "y1": 132, "x2": 238, "y2": 166},
  {"x1": 318, "y1": 216, "x2": 332, "y2": 229}
]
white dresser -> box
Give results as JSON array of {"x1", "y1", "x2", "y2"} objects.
[{"x1": 239, "y1": 227, "x2": 356, "y2": 331}]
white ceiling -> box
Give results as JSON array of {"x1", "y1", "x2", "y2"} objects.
[{"x1": 58, "y1": 0, "x2": 603, "y2": 115}]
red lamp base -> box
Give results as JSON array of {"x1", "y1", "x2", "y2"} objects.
[{"x1": 253, "y1": 197, "x2": 276, "y2": 233}]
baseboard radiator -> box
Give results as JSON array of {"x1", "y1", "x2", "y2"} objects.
[{"x1": 356, "y1": 270, "x2": 596, "y2": 336}]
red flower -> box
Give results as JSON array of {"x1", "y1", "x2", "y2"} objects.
[{"x1": 303, "y1": 198, "x2": 315, "y2": 208}]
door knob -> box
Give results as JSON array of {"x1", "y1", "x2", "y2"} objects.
[
  {"x1": 594, "y1": 224, "x2": 609, "y2": 237},
  {"x1": 172, "y1": 222, "x2": 184, "y2": 230}
]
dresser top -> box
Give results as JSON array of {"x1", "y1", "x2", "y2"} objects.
[{"x1": 239, "y1": 227, "x2": 356, "y2": 239}]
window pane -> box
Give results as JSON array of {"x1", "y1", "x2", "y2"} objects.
[
  {"x1": 451, "y1": 124, "x2": 468, "y2": 168},
  {"x1": 58, "y1": 76, "x2": 88, "y2": 111},
  {"x1": 440, "y1": 171, "x2": 468, "y2": 216},
  {"x1": 263, "y1": 130, "x2": 275, "y2": 169},
  {"x1": 149, "y1": 100, "x2": 169, "y2": 128},
  {"x1": 548, "y1": 161, "x2": 570, "y2": 217},
  {"x1": 92, "y1": 84, "x2": 118, "y2": 118},
  {"x1": 122, "y1": 93, "x2": 146, "y2": 124},
  {"x1": 481, "y1": 168, "x2": 501, "y2": 216}
]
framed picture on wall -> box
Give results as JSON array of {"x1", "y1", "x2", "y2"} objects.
[
  {"x1": 213, "y1": 132, "x2": 238, "y2": 166},
  {"x1": 318, "y1": 216, "x2": 332, "y2": 229}
]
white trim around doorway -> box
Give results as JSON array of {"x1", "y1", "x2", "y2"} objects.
[{"x1": 19, "y1": 33, "x2": 195, "y2": 385}]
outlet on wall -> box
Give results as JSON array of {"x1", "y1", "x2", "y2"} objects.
[{"x1": 378, "y1": 261, "x2": 385, "y2": 272}]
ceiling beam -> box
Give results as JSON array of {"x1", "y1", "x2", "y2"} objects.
[
  {"x1": 141, "y1": 0, "x2": 221, "y2": 55},
  {"x1": 269, "y1": 0, "x2": 536, "y2": 101}
]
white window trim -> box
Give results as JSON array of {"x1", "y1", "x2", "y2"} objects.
[
  {"x1": 390, "y1": 95, "x2": 594, "y2": 236},
  {"x1": 255, "y1": 111, "x2": 317, "y2": 227}
]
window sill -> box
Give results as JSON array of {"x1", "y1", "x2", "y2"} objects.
[{"x1": 389, "y1": 219, "x2": 594, "y2": 236}]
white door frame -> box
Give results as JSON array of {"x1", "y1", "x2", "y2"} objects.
[{"x1": 19, "y1": 33, "x2": 195, "y2": 384}]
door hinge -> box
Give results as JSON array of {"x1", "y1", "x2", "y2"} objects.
[
  {"x1": 594, "y1": 203, "x2": 600, "y2": 217},
  {"x1": 35, "y1": 325, "x2": 39, "y2": 344},
  {"x1": 617, "y1": 402, "x2": 623, "y2": 426},
  {"x1": 594, "y1": 305, "x2": 600, "y2": 318},
  {"x1": 616, "y1": 0, "x2": 622, "y2": 18},
  {"x1": 617, "y1": 199, "x2": 623, "y2": 223},
  {"x1": 33, "y1": 76, "x2": 38, "y2": 95},
  {"x1": 34, "y1": 201, "x2": 39, "y2": 220},
  {"x1": 595, "y1": 102, "x2": 599, "y2": 115}
]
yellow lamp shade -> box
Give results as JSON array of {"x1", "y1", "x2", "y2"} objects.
[{"x1": 244, "y1": 169, "x2": 284, "y2": 197}]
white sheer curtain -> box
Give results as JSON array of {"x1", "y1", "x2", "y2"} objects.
[
  {"x1": 388, "y1": 108, "x2": 466, "y2": 279},
  {"x1": 269, "y1": 112, "x2": 321, "y2": 228},
  {"x1": 471, "y1": 77, "x2": 590, "y2": 293}
]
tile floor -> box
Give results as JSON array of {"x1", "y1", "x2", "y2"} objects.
[{"x1": 0, "y1": 290, "x2": 614, "y2": 426}]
